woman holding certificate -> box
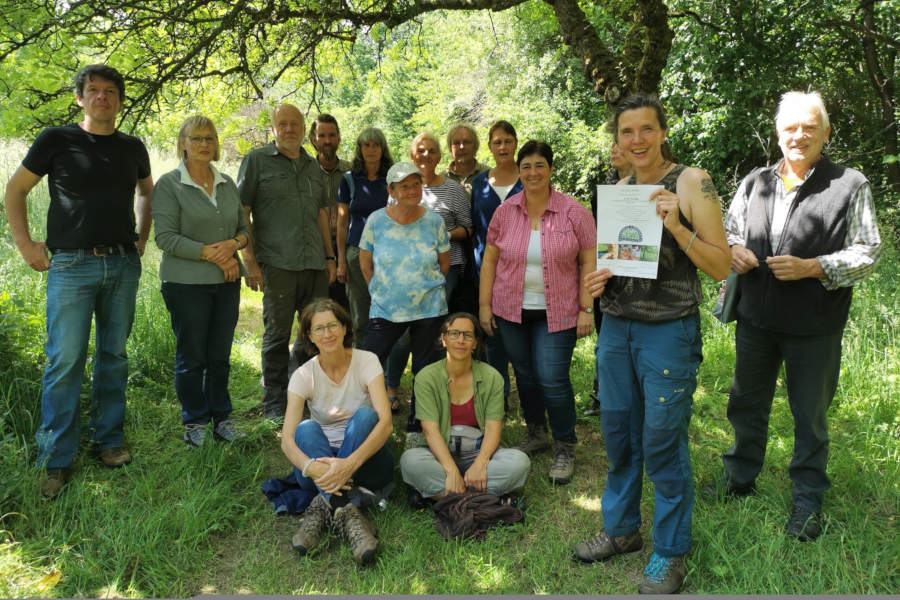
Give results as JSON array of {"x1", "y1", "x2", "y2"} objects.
[
  {"x1": 478, "y1": 140, "x2": 595, "y2": 485},
  {"x1": 574, "y1": 94, "x2": 730, "y2": 595}
]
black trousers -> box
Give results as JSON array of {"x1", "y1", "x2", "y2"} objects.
[{"x1": 723, "y1": 320, "x2": 843, "y2": 512}]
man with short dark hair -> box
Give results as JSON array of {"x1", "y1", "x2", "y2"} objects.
[
  {"x1": 4, "y1": 64, "x2": 154, "y2": 496},
  {"x1": 238, "y1": 104, "x2": 336, "y2": 419},
  {"x1": 719, "y1": 91, "x2": 882, "y2": 541},
  {"x1": 309, "y1": 114, "x2": 351, "y2": 312}
]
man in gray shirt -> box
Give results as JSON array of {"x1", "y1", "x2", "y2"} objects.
[
  {"x1": 309, "y1": 113, "x2": 351, "y2": 313},
  {"x1": 238, "y1": 104, "x2": 336, "y2": 418}
]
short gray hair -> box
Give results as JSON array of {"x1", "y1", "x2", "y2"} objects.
[
  {"x1": 775, "y1": 91, "x2": 830, "y2": 130},
  {"x1": 446, "y1": 123, "x2": 480, "y2": 154}
]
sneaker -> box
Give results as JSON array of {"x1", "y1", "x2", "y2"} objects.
[
  {"x1": 184, "y1": 424, "x2": 207, "y2": 448},
  {"x1": 784, "y1": 506, "x2": 823, "y2": 541},
  {"x1": 514, "y1": 423, "x2": 551, "y2": 455},
  {"x1": 40, "y1": 468, "x2": 69, "y2": 497},
  {"x1": 639, "y1": 552, "x2": 686, "y2": 594},
  {"x1": 291, "y1": 494, "x2": 332, "y2": 555},
  {"x1": 214, "y1": 419, "x2": 246, "y2": 443},
  {"x1": 98, "y1": 446, "x2": 132, "y2": 467},
  {"x1": 582, "y1": 403, "x2": 602, "y2": 417},
  {"x1": 548, "y1": 440, "x2": 575, "y2": 484},
  {"x1": 333, "y1": 503, "x2": 378, "y2": 565},
  {"x1": 574, "y1": 530, "x2": 642, "y2": 563}
]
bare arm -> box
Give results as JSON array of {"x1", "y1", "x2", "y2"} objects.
[
  {"x1": 438, "y1": 250, "x2": 450, "y2": 276},
  {"x1": 463, "y1": 418, "x2": 501, "y2": 492},
  {"x1": 135, "y1": 175, "x2": 154, "y2": 257},
  {"x1": 336, "y1": 202, "x2": 350, "y2": 283},
  {"x1": 313, "y1": 373, "x2": 394, "y2": 494},
  {"x1": 478, "y1": 244, "x2": 500, "y2": 334},
  {"x1": 654, "y1": 167, "x2": 731, "y2": 281},
  {"x1": 421, "y1": 419, "x2": 465, "y2": 497},
  {"x1": 360, "y1": 248, "x2": 373, "y2": 285},
  {"x1": 449, "y1": 225, "x2": 470, "y2": 241},
  {"x1": 575, "y1": 247, "x2": 596, "y2": 337},
  {"x1": 4, "y1": 165, "x2": 48, "y2": 271},
  {"x1": 317, "y1": 207, "x2": 336, "y2": 284}
]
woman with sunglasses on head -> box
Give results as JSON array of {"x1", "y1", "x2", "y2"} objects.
[
  {"x1": 282, "y1": 298, "x2": 394, "y2": 565},
  {"x1": 400, "y1": 312, "x2": 530, "y2": 500}
]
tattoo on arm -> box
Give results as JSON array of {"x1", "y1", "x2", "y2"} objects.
[{"x1": 700, "y1": 178, "x2": 719, "y2": 205}]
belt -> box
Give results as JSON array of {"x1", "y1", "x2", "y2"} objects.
[{"x1": 51, "y1": 244, "x2": 136, "y2": 257}]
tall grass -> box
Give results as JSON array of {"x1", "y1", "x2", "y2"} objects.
[{"x1": 1, "y1": 138, "x2": 897, "y2": 596}]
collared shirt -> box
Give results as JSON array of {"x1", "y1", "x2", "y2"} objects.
[
  {"x1": 725, "y1": 159, "x2": 882, "y2": 290},
  {"x1": 413, "y1": 358, "x2": 505, "y2": 444},
  {"x1": 445, "y1": 161, "x2": 489, "y2": 199},
  {"x1": 177, "y1": 160, "x2": 227, "y2": 208},
  {"x1": 317, "y1": 156, "x2": 352, "y2": 238},
  {"x1": 237, "y1": 142, "x2": 328, "y2": 271},
  {"x1": 486, "y1": 188, "x2": 595, "y2": 332}
]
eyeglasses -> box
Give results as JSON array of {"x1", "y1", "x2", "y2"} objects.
[
  {"x1": 188, "y1": 135, "x2": 216, "y2": 145},
  {"x1": 444, "y1": 329, "x2": 475, "y2": 341},
  {"x1": 310, "y1": 321, "x2": 342, "y2": 336}
]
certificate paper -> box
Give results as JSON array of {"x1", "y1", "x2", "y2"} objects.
[{"x1": 596, "y1": 184, "x2": 664, "y2": 279}]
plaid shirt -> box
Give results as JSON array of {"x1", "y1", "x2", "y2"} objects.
[{"x1": 725, "y1": 160, "x2": 881, "y2": 290}]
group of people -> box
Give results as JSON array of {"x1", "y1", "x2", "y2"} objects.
[{"x1": 4, "y1": 63, "x2": 882, "y2": 593}]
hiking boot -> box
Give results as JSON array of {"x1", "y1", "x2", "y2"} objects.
[
  {"x1": 784, "y1": 506, "x2": 823, "y2": 541},
  {"x1": 41, "y1": 468, "x2": 69, "y2": 497},
  {"x1": 514, "y1": 423, "x2": 551, "y2": 455},
  {"x1": 184, "y1": 424, "x2": 206, "y2": 448},
  {"x1": 98, "y1": 446, "x2": 132, "y2": 467},
  {"x1": 333, "y1": 503, "x2": 378, "y2": 565},
  {"x1": 639, "y1": 552, "x2": 686, "y2": 594},
  {"x1": 701, "y1": 475, "x2": 756, "y2": 501},
  {"x1": 214, "y1": 419, "x2": 246, "y2": 443},
  {"x1": 548, "y1": 440, "x2": 575, "y2": 484},
  {"x1": 574, "y1": 530, "x2": 642, "y2": 563},
  {"x1": 291, "y1": 494, "x2": 331, "y2": 555}
]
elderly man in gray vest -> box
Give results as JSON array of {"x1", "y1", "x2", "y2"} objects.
[{"x1": 718, "y1": 91, "x2": 881, "y2": 541}]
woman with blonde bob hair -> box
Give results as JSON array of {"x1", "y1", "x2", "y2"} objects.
[{"x1": 152, "y1": 115, "x2": 249, "y2": 447}]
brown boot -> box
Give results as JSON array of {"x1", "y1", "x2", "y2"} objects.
[
  {"x1": 514, "y1": 423, "x2": 551, "y2": 455},
  {"x1": 41, "y1": 468, "x2": 69, "y2": 497},
  {"x1": 573, "y1": 530, "x2": 643, "y2": 563},
  {"x1": 333, "y1": 503, "x2": 378, "y2": 565},
  {"x1": 291, "y1": 494, "x2": 331, "y2": 555}
]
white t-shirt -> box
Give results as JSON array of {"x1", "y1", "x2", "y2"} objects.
[
  {"x1": 490, "y1": 183, "x2": 515, "y2": 202},
  {"x1": 287, "y1": 349, "x2": 383, "y2": 446},
  {"x1": 522, "y1": 229, "x2": 547, "y2": 309}
]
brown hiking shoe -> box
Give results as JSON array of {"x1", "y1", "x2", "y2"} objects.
[
  {"x1": 515, "y1": 423, "x2": 551, "y2": 455},
  {"x1": 98, "y1": 446, "x2": 132, "y2": 467},
  {"x1": 638, "y1": 553, "x2": 686, "y2": 594},
  {"x1": 548, "y1": 440, "x2": 575, "y2": 484},
  {"x1": 291, "y1": 494, "x2": 331, "y2": 555},
  {"x1": 333, "y1": 503, "x2": 378, "y2": 565},
  {"x1": 41, "y1": 468, "x2": 69, "y2": 497},
  {"x1": 574, "y1": 530, "x2": 643, "y2": 563}
]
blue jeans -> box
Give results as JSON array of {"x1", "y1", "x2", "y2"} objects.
[
  {"x1": 161, "y1": 281, "x2": 240, "y2": 426},
  {"x1": 597, "y1": 313, "x2": 702, "y2": 557},
  {"x1": 495, "y1": 311, "x2": 578, "y2": 443},
  {"x1": 37, "y1": 249, "x2": 141, "y2": 469},
  {"x1": 293, "y1": 406, "x2": 394, "y2": 502}
]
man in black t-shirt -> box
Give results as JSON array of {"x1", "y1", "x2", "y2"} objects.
[{"x1": 4, "y1": 64, "x2": 154, "y2": 497}]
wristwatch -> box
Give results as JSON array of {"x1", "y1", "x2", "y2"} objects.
[{"x1": 579, "y1": 305, "x2": 594, "y2": 314}]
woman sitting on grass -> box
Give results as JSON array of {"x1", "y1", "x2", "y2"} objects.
[
  {"x1": 281, "y1": 298, "x2": 394, "y2": 565},
  {"x1": 400, "y1": 312, "x2": 530, "y2": 500}
]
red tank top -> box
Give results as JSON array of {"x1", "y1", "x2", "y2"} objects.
[{"x1": 450, "y1": 396, "x2": 478, "y2": 428}]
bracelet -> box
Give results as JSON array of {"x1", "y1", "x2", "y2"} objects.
[
  {"x1": 301, "y1": 458, "x2": 316, "y2": 477},
  {"x1": 681, "y1": 230, "x2": 698, "y2": 253},
  {"x1": 325, "y1": 256, "x2": 336, "y2": 261},
  {"x1": 233, "y1": 236, "x2": 244, "y2": 250}
]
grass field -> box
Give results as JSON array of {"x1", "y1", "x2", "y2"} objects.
[{"x1": 1, "y1": 142, "x2": 897, "y2": 596}]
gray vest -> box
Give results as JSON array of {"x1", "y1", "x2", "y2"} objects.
[{"x1": 737, "y1": 155, "x2": 866, "y2": 335}]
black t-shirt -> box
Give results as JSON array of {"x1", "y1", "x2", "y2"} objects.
[{"x1": 22, "y1": 124, "x2": 152, "y2": 248}]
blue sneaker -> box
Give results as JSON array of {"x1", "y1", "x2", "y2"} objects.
[{"x1": 638, "y1": 552, "x2": 686, "y2": 594}]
